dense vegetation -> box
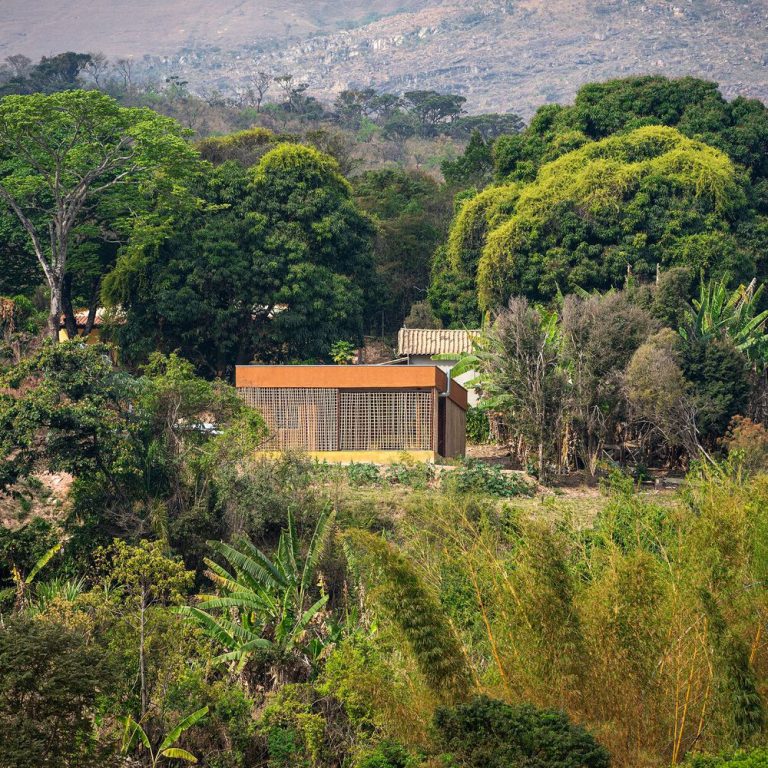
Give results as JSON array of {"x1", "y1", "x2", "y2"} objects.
[
  {"x1": 431, "y1": 76, "x2": 768, "y2": 327},
  {"x1": 3, "y1": 348, "x2": 768, "y2": 767},
  {"x1": 5, "y1": 59, "x2": 768, "y2": 768}
]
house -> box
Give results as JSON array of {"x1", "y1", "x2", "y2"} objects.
[
  {"x1": 236, "y1": 364, "x2": 467, "y2": 463},
  {"x1": 397, "y1": 328, "x2": 480, "y2": 406},
  {"x1": 58, "y1": 307, "x2": 123, "y2": 343}
]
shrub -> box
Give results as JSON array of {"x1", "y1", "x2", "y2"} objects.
[
  {"x1": 384, "y1": 462, "x2": 435, "y2": 489},
  {"x1": 356, "y1": 741, "x2": 416, "y2": 768},
  {"x1": 684, "y1": 749, "x2": 768, "y2": 767},
  {"x1": 214, "y1": 452, "x2": 321, "y2": 542},
  {"x1": 442, "y1": 459, "x2": 533, "y2": 497},
  {"x1": 466, "y1": 407, "x2": 492, "y2": 445},
  {"x1": 346, "y1": 462, "x2": 382, "y2": 486},
  {"x1": 721, "y1": 416, "x2": 768, "y2": 474},
  {"x1": 432, "y1": 696, "x2": 610, "y2": 768}
]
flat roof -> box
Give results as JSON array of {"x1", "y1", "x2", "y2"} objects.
[{"x1": 235, "y1": 365, "x2": 468, "y2": 410}]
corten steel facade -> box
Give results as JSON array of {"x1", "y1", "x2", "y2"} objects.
[{"x1": 235, "y1": 365, "x2": 467, "y2": 463}]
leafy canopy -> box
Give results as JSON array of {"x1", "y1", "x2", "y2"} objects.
[
  {"x1": 476, "y1": 126, "x2": 750, "y2": 308},
  {"x1": 105, "y1": 144, "x2": 375, "y2": 368}
]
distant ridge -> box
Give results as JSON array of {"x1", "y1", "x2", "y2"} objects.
[{"x1": 2, "y1": 0, "x2": 767, "y2": 115}]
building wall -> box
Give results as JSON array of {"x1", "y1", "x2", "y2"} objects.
[
  {"x1": 444, "y1": 399, "x2": 467, "y2": 458},
  {"x1": 239, "y1": 386, "x2": 435, "y2": 454}
]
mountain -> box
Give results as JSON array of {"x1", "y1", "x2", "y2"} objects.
[{"x1": 2, "y1": 0, "x2": 767, "y2": 115}]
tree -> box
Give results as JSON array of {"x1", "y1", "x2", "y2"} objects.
[
  {"x1": 180, "y1": 508, "x2": 333, "y2": 685},
  {"x1": 493, "y1": 76, "x2": 768, "y2": 185},
  {"x1": 0, "y1": 52, "x2": 93, "y2": 96},
  {"x1": 0, "y1": 90, "x2": 198, "y2": 338},
  {"x1": 3, "y1": 54, "x2": 32, "y2": 79},
  {"x1": 561, "y1": 290, "x2": 655, "y2": 475},
  {"x1": 680, "y1": 275, "x2": 768, "y2": 362},
  {"x1": 104, "y1": 539, "x2": 193, "y2": 718},
  {"x1": 681, "y1": 334, "x2": 750, "y2": 445},
  {"x1": 354, "y1": 168, "x2": 451, "y2": 332},
  {"x1": 253, "y1": 71, "x2": 272, "y2": 112},
  {"x1": 83, "y1": 52, "x2": 109, "y2": 89},
  {"x1": 330, "y1": 340, "x2": 356, "y2": 365},
  {"x1": 431, "y1": 184, "x2": 520, "y2": 326},
  {"x1": 106, "y1": 144, "x2": 375, "y2": 366},
  {"x1": 625, "y1": 328, "x2": 700, "y2": 456},
  {"x1": 477, "y1": 126, "x2": 756, "y2": 308},
  {"x1": 402, "y1": 91, "x2": 466, "y2": 135},
  {"x1": 0, "y1": 344, "x2": 258, "y2": 544},
  {"x1": 403, "y1": 300, "x2": 442, "y2": 329},
  {"x1": 441, "y1": 130, "x2": 494, "y2": 189},
  {"x1": 433, "y1": 696, "x2": 610, "y2": 768},
  {"x1": 471, "y1": 299, "x2": 569, "y2": 478},
  {"x1": 197, "y1": 127, "x2": 282, "y2": 167},
  {"x1": 0, "y1": 616, "x2": 114, "y2": 767}
]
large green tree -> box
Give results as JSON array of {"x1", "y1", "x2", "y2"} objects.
[
  {"x1": 0, "y1": 616, "x2": 114, "y2": 767},
  {"x1": 354, "y1": 168, "x2": 452, "y2": 333},
  {"x1": 105, "y1": 144, "x2": 375, "y2": 370},
  {"x1": 448, "y1": 126, "x2": 759, "y2": 310},
  {"x1": 0, "y1": 90, "x2": 197, "y2": 338},
  {"x1": 493, "y1": 76, "x2": 768, "y2": 185}
]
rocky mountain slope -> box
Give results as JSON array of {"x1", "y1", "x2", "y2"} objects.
[{"x1": 2, "y1": 0, "x2": 767, "y2": 115}]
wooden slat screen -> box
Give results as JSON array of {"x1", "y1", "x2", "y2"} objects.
[{"x1": 239, "y1": 387, "x2": 433, "y2": 452}]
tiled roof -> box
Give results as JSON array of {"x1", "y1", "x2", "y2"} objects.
[
  {"x1": 62, "y1": 307, "x2": 125, "y2": 327},
  {"x1": 397, "y1": 328, "x2": 478, "y2": 356}
]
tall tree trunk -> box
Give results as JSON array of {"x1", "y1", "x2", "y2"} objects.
[
  {"x1": 48, "y1": 278, "x2": 63, "y2": 341},
  {"x1": 62, "y1": 273, "x2": 78, "y2": 339}
]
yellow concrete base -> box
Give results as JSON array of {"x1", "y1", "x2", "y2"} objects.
[{"x1": 256, "y1": 450, "x2": 436, "y2": 465}]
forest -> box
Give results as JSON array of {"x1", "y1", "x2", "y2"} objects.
[{"x1": 2, "y1": 54, "x2": 768, "y2": 768}]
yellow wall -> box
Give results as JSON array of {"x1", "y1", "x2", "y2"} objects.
[
  {"x1": 58, "y1": 328, "x2": 102, "y2": 344},
  {"x1": 255, "y1": 449, "x2": 436, "y2": 465}
]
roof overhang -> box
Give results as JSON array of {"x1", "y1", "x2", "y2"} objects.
[{"x1": 235, "y1": 365, "x2": 468, "y2": 410}]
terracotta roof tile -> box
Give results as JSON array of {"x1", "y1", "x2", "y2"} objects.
[{"x1": 397, "y1": 328, "x2": 478, "y2": 356}]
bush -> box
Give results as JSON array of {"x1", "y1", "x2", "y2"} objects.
[
  {"x1": 384, "y1": 462, "x2": 435, "y2": 489},
  {"x1": 214, "y1": 452, "x2": 321, "y2": 542},
  {"x1": 345, "y1": 462, "x2": 382, "y2": 486},
  {"x1": 356, "y1": 741, "x2": 416, "y2": 768},
  {"x1": 432, "y1": 696, "x2": 610, "y2": 768},
  {"x1": 466, "y1": 407, "x2": 492, "y2": 445},
  {"x1": 684, "y1": 749, "x2": 768, "y2": 768},
  {"x1": 442, "y1": 459, "x2": 533, "y2": 498},
  {"x1": 721, "y1": 416, "x2": 768, "y2": 474}
]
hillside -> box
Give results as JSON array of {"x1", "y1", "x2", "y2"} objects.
[{"x1": 2, "y1": 0, "x2": 767, "y2": 115}]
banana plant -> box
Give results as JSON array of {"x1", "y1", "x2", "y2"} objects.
[
  {"x1": 680, "y1": 275, "x2": 768, "y2": 361},
  {"x1": 179, "y1": 507, "x2": 333, "y2": 677},
  {"x1": 120, "y1": 706, "x2": 208, "y2": 766},
  {"x1": 0, "y1": 540, "x2": 63, "y2": 611}
]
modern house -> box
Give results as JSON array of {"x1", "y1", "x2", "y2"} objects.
[
  {"x1": 397, "y1": 328, "x2": 480, "y2": 406},
  {"x1": 236, "y1": 364, "x2": 467, "y2": 463}
]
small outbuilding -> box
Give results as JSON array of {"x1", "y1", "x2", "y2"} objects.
[
  {"x1": 397, "y1": 328, "x2": 480, "y2": 405},
  {"x1": 236, "y1": 365, "x2": 467, "y2": 463}
]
